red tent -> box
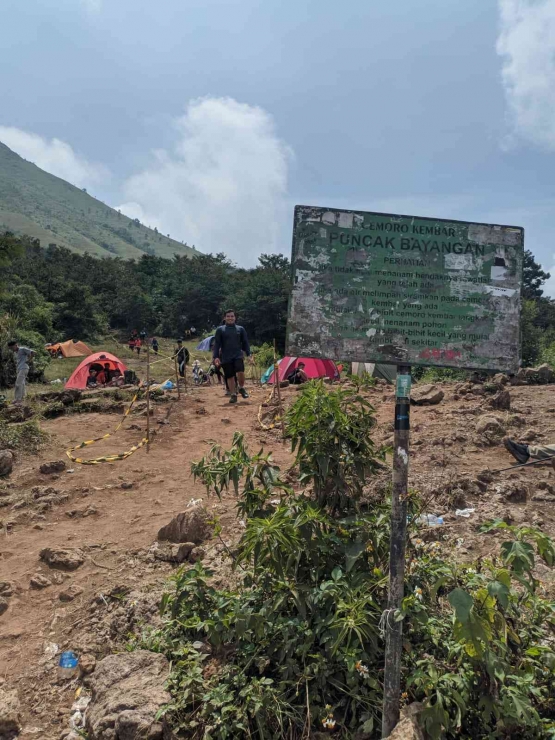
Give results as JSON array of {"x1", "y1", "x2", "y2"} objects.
[
  {"x1": 65, "y1": 352, "x2": 128, "y2": 389},
  {"x1": 268, "y1": 356, "x2": 339, "y2": 384}
]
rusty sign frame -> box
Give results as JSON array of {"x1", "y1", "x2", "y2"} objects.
[{"x1": 286, "y1": 205, "x2": 524, "y2": 373}]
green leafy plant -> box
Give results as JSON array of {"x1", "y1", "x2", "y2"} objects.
[{"x1": 286, "y1": 381, "x2": 386, "y2": 510}]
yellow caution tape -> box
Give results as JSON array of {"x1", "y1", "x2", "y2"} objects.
[{"x1": 65, "y1": 387, "x2": 148, "y2": 465}]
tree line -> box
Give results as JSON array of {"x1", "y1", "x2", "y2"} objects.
[{"x1": 0, "y1": 232, "x2": 291, "y2": 340}]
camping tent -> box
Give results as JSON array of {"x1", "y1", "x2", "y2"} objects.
[
  {"x1": 267, "y1": 357, "x2": 339, "y2": 384},
  {"x1": 46, "y1": 340, "x2": 92, "y2": 358},
  {"x1": 196, "y1": 336, "x2": 215, "y2": 351},
  {"x1": 65, "y1": 352, "x2": 128, "y2": 389},
  {"x1": 351, "y1": 362, "x2": 396, "y2": 384}
]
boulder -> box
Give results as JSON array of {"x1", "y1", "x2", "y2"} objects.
[
  {"x1": 39, "y1": 547, "x2": 85, "y2": 571},
  {"x1": 492, "y1": 373, "x2": 509, "y2": 387},
  {"x1": 79, "y1": 653, "x2": 97, "y2": 677},
  {"x1": 153, "y1": 542, "x2": 194, "y2": 563},
  {"x1": 39, "y1": 460, "x2": 66, "y2": 475},
  {"x1": 411, "y1": 384, "x2": 444, "y2": 406},
  {"x1": 498, "y1": 481, "x2": 528, "y2": 503},
  {"x1": 537, "y1": 363, "x2": 554, "y2": 384},
  {"x1": 476, "y1": 414, "x2": 506, "y2": 443},
  {"x1": 0, "y1": 688, "x2": 21, "y2": 739},
  {"x1": 489, "y1": 390, "x2": 511, "y2": 411},
  {"x1": 0, "y1": 451, "x2": 14, "y2": 477},
  {"x1": 157, "y1": 506, "x2": 213, "y2": 545},
  {"x1": 385, "y1": 703, "x2": 424, "y2": 740},
  {"x1": 85, "y1": 650, "x2": 170, "y2": 740}
]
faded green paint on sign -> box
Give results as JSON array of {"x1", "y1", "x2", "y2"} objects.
[{"x1": 286, "y1": 206, "x2": 524, "y2": 373}]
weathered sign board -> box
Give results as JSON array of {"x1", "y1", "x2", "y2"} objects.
[{"x1": 286, "y1": 205, "x2": 524, "y2": 373}]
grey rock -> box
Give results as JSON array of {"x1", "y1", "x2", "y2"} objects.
[
  {"x1": 476, "y1": 414, "x2": 506, "y2": 442},
  {"x1": 40, "y1": 460, "x2": 66, "y2": 475},
  {"x1": 489, "y1": 389, "x2": 511, "y2": 411},
  {"x1": 0, "y1": 582, "x2": 13, "y2": 598},
  {"x1": 0, "y1": 451, "x2": 14, "y2": 478},
  {"x1": 385, "y1": 703, "x2": 424, "y2": 740},
  {"x1": 157, "y1": 506, "x2": 213, "y2": 544},
  {"x1": 411, "y1": 384, "x2": 444, "y2": 406},
  {"x1": 0, "y1": 688, "x2": 21, "y2": 739},
  {"x1": 40, "y1": 547, "x2": 85, "y2": 571},
  {"x1": 153, "y1": 542, "x2": 194, "y2": 563},
  {"x1": 189, "y1": 546, "x2": 205, "y2": 563},
  {"x1": 30, "y1": 574, "x2": 52, "y2": 590},
  {"x1": 85, "y1": 650, "x2": 170, "y2": 740}
]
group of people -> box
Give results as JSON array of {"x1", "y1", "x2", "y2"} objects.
[
  {"x1": 86, "y1": 361, "x2": 124, "y2": 388},
  {"x1": 128, "y1": 329, "x2": 159, "y2": 356}
]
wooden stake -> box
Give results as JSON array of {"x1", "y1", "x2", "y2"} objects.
[
  {"x1": 382, "y1": 364, "x2": 411, "y2": 738},
  {"x1": 273, "y1": 340, "x2": 286, "y2": 440},
  {"x1": 146, "y1": 340, "x2": 151, "y2": 453}
]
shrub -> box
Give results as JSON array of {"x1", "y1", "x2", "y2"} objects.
[{"x1": 0, "y1": 419, "x2": 48, "y2": 451}]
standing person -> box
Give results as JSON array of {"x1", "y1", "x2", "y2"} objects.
[
  {"x1": 175, "y1": 339, "x2": 190, "y2": 378},
  {"x1": 136, "y1": 339, "x2": 142, "y2": 356},
  {"x1": 8, "y1": 341, "x2": 35, "y2": 405},
  {"x1": 151, "y1": 337, "x2": 159, "y2": 355},
  {"x1": 213, "y1": 310, "x2": 251, "y2": 404},
  {"x1": 128, "y1": 336, "x2": 136, "y2": 353}
]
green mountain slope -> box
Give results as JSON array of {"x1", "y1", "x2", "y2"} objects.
[{"x1": 0, "y1": 141, "x2": 197, "y2": 259}]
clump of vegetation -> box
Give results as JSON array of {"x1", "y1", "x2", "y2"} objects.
[
  {"x1": 136, "y1": 383, "x2": 555, "y2": 738},
  {"x1": 0, "y1": 419, "x2": 48, "y2": 451}
]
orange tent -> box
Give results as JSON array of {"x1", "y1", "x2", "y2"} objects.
[
  {"x1": 46, "y1": 340, "x2": 93, "y2": 358},
  {"x1": 65, "y1": 352, "x2": 127, "y2": 389}
]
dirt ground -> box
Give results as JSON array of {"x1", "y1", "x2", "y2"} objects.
[{"x1": 1, "y1": 376, "x2": 555, "y2": 738}]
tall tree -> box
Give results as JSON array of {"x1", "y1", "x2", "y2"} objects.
[{"x1": 522, "y1": 249, "x2": 550, "y2": 300}]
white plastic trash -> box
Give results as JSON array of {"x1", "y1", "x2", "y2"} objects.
[
  {"x1": 455, "y1": 508, "x2": 475, "y2": 518},
  {"x1": 417, "y1": 514, "x2": 444, "y2": 526}
]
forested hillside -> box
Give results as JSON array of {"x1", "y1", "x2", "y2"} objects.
[{"x1": 0, "y1": 142, "x2": 196, "y2": 259}]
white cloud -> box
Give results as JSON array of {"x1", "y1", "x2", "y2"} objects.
[
  {"x1": 117, "y1": 97, "x2": 292, "y2": 265},
  {"x1": 0, "y1": 126, "x2": 108, "y2": 187},
  {"x1": 497, "y1": 0, "x2": 555, "y2": 149}
]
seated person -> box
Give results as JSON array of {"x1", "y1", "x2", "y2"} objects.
[
  {"x1": 109, "y1": 368, "x2": 124, "y2": 387},
  {"x1": 287, "y1": 362, "x2": 309, "y2": 385},
  {"x1": 86, "y1": 368, "x2": 98, "y2": 388},
  {"x1": 103, "y1": 363, "x2": 113, "y2": 383}
]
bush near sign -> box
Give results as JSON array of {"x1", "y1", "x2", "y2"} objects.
[{"x1": 286, "y1": 205, "x2": 523, "y2": 373}]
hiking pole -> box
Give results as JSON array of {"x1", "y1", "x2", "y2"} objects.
[{"x1": 489, "y1": 455, "x2": 555, "y2": 474}]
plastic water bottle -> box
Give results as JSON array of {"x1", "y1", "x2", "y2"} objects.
[
  {"x1": 417, "y1": 514, "x2": 444, "y2": 527},
  {"x1": 58, "y1": 650, "x2": 79, "y2": 680}
]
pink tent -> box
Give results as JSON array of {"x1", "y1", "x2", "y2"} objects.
[
  {"x1": 65, "y1": 352, "x2": 128, "y2": 389},
  {"x1": 268, "y1": 356, "x2": 339, "y2": 383}
]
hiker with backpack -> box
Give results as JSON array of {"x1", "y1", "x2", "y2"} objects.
[{"x1": 212, "y1": 309, "x2": 251, "y2": 404}]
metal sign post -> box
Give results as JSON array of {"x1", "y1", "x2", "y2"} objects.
[
  {"x1": 285, "y1": 205, "x2": 524, "y2": 737},
  {"x1": 382, "y1": 366, "x2": 411, "y2": 737}
]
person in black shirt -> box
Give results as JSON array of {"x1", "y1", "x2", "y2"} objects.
[
  {"x1": 175, "y1": 340, "x2": 190, "y2": 378},
  {"x1": 212, "y1": 310, "x2": 251, "y2": 404}
]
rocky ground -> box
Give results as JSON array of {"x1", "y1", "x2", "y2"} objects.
[{"x1": 0, "y1": 376, "x2": 554, "y2": 739}]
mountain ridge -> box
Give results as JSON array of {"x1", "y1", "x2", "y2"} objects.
[{"x1": 0, "y1": 141, "x2": 197, "y2": 260}]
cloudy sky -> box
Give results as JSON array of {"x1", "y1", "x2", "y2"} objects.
[{"x1": 1, "y1": 0, "x2": 555, "y2": 288}]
